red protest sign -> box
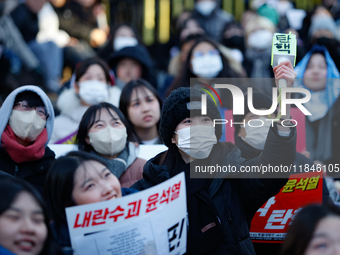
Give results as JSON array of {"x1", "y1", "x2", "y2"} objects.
[{"x1": 250, "y1": 172, "x2": 323, "y2": 243}]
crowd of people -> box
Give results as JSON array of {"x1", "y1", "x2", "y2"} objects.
[{"x1": 1, "y1": 0, "x2": 340, "y2": 254}]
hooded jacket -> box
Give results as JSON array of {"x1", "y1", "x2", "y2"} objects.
[
  {"x1": 294, "y1": 44, "x2": 340, "y2": 162},
  {"x1": 108, "y1": 45, "x2": 157, "y2": 88},
  {"x1": 0, "y1": 85, "x2": 56, "y2": 195},
  {"x1": 50, "y1": 86, "x2": 120, "y2": 144},
  {"x1": 132, "y1": 126, "x2": 297, "y2": 255}
]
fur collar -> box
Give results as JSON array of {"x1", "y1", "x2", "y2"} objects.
[{"x1": 56, "y1": 87, "x2": 121, "y2": 115}]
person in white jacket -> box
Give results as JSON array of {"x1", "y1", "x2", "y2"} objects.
[{"x1": 50, "y1": 57, "x2": 121, "y2": 144}]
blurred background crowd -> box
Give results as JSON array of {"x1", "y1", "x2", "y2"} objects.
[{"x1": 1, "y1": 0, "x2": 340, "y2": 254}]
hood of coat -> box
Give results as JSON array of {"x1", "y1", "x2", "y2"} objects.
[
  {"x1": 0, "y1": 85, "x2": 55, "y2": 147},
  {"x1": 108, "y1": 44, "x2": 153, "y2": 76}
]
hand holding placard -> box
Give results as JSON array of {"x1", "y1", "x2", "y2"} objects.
[{"x1": 271, "y1": 32, "x2": 297, "y2": 89}]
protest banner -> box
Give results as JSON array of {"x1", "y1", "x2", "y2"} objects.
[
  {"x1": 66, "y1": 172, "x2": 187, "y2": 255},
  {"x1": 250, "y1": 172, "x2": 323, "y2": 243}
]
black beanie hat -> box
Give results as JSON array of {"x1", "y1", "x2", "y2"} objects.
[
  {"x1": 233, "y1": 92, "x2": 277, "y2": 135},
  {"x1": 160, "y1": 87, "x2": 222, "y2": 147}
]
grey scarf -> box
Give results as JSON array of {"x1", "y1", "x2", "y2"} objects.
[{"x1": 90, "y1": 142, "x2": 137, "y2": 178}]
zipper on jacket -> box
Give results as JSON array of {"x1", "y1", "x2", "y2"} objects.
[
  {"x1": 14, "y1": 165, "x2": 18, "y2": 177},
  {"x1": 197, "y1": 193, "x2": 222, "y2": 227},
  {"x1": 227, "y1": 211, "x2": 241, "y2": 255}
]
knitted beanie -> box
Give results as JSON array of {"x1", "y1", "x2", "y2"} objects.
[
  {"x1": 233, "y1": 92, "x2": 277, "y2": 135},
  {"x1": 160, "y1": 87, "x2": 222, "y2": 147}
]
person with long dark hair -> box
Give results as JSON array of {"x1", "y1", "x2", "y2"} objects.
[
  {"x1": 76, "y1": 102, "x2": 145, "y2": 187},
  {"x1": 280, "y1": 203, "x2": 340, "y2": 255},
  {"x1": 166, "y1": 36, "x2": 241, "y2": 99},
  {"x1": 51, "y1": 57, "x2": 120, "y2": 144},
  {"x1": 119, "y1": 79, "x2": 163, "y2": 145},
  {"x1": 45, "y1": 151, "x2": 137, "y2": 253},
  {"x1": 0, "y1": 178, "x2": 61, "y2": 255}
]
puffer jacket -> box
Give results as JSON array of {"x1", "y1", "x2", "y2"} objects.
[
  {"x1": 119, "y1": 157, "x2": 145, "y2": 188},
  {"x1": 132, "y1": 126, "x2": 297, "y2": 254}
]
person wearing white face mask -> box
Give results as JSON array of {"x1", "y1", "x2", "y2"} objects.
[
  {"x1": 234, "y1": 92, "x2": 330, "y2": 255},
  {"x1": 243, "y1": 16, "x2": 276, "y2": 81},
  {"x1": 166, "y1": 37, "x2": 242, "y2": 99},
  {"x1": 76, "y1": 103, "x2": 146, "y2": 188},
  {"x1": 98, "y1": 23, "x2": 140, "y2": 62},
  {"x1": 132, "y1": 63, "x2": 298, "y2": 253},
  {"x1": 112, "y1": 24, "x2": 139, "y2": 52},
  {"x1": 191, "y1": 0, "x2": 233, "y2": 42},
  {"x1": 0, "y1": 86, "x2": 56, "y2": 197},
  {"x1": 50, "y1": 57, "x2": 121, "y2": 144}
]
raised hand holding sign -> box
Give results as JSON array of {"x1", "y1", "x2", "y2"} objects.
[{"x1": 271, "y1": 32, "x2": 297, "y2": 89}]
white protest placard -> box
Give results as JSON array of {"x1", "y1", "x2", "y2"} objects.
[{"x1": 66, "y1": 172, "x2": 187, "y2": 255}]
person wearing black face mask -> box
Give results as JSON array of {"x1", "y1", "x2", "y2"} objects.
[
  {"x1": 221, "y1": 22, "x2": 246, "y2": 54},
  {"x1": 308, "y1": 15, "x2": 340, "y2": 70}
]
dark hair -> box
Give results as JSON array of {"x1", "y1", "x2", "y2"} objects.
[
  {"x1": 280, "y1": 203, "x2": 340, "y2": 255},
  {"x1": 45, "y1": 151, "x2": 108, "y2": 230},
  {"x1": 0, "y1": 178, "x2": 61, "y2": 255},
  {"x1": 179, "y1": 33, "x2": 204, "y2": 50},
  {"x1": 119, "y1": 79, "x2": 162, "y2": 143},
  {"x1": 75, "y1": 57, "x2": 112, "y2": 84},
  {"x1": 166, "y1": 36, "x2": 241, "y2": 97},
  {"x1": 310, "y1": 49, "x2": 326, "y2": 59},
  {"x1": 14, "y1": 91, "x2": 44, "y2": 108},
  {"x1": 111, "y1": 23, "x2": 140, "y2": 43},
  {"x1": 76, "y1": 102, "x2": 138, "y2": 152}
]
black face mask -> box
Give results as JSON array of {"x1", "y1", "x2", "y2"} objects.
[
  {"x1": 222, "y1": 36, "x2": 246, "y2": 53},
  {"x1": 315, "y1": 37, "x2": 337, "y2": 47}
]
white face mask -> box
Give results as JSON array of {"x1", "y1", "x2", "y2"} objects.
[
  {"x1": 191, "y1": 54, "x2": 223, "y2": 78},
  {"x1": 78, "y1": 80, "x2": 109, "y2": 105},
  {"x1": 195, "y1": 1, "x2": 216, "y2": 16},
  {"x1": 241, "y1": 117, "x2": 272, "y2": 150},
  {"x1": 88, "y1": 126, "x2": 127, "y2": 156},
  {"x1": 175, "y1": 125, "x2": 217, "y2": 159},
  {"x1": 114, "y1": 36, "x2": 138, "y2": 51},
  {"x1": 247, "y1": 30, "x2": 273, "y2": 50},
  {"x1": 9, "y1": 110, "x2": 46, "y2": 141}
]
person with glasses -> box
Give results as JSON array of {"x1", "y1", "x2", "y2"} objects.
[
  {"x1": 165, "y1": 36, "x2": 242, "y2": 102},
  {"x1": 0, "y1": 85, "x2": 55, "y2": 196}
]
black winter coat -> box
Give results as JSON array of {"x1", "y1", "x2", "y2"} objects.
[
  {"x1": 234, "y1": 135, "x2": 330, "y2": 255},
  {"x1": 10, "y1": 3, "x2": 39, "y2": 43},
  {"x1": 0, "y1": 147, "x2": 55, "y2": 196},
  {"x1": 132, "y1": 127, "x2": 296, "y2": 254}
]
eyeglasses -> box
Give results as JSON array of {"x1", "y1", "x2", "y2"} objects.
[
  {"x1": 13, "y1": 101, "x2": 49, "y2": 119},
  {"x1": 193, "y1": 49, "x2": 219, "y2": 58}
]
